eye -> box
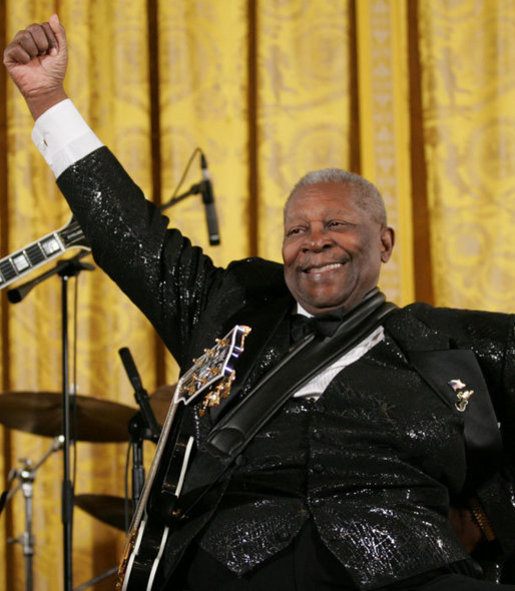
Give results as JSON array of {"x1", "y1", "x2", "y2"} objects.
[
  {"x1": 327, "y1": 219, "x2": 353, "y2": 230},
  {"x1": 286, "y1": 226, "x2": 305, "y2": 237}
]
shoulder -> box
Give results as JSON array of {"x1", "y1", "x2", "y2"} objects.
[
  {"x1": 402, "y1": 302, "x2": 513, "y2": 326},
  {"x1": 393, "y1": 302, "x2": 514, "y2": 347},
  {"x1": 225, "y1": 257, "x2": 288, "y2": 297}
]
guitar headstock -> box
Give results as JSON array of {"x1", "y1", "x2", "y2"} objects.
[{"x1": 174, "y1": 325, "x2": 251, "y2": 414}]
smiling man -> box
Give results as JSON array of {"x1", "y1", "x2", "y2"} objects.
[
  {"x1": 4, "y1": 15, "x2": 515, "y2": 591},
  {"x1": 282, "y1": 173, "x2": 394, "y2": 315}
]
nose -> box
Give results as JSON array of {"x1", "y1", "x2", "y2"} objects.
[{"x1": 302, "y1": 226, "x2": 333, "y2": 252}]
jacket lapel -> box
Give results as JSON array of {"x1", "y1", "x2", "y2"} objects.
[{"x1": 384, "y1": 309, "x2": 502, "y2": 455}]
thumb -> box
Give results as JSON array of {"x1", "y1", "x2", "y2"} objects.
[{"x1": 49, "y1": 14, "x2": 66, "y2": 50}]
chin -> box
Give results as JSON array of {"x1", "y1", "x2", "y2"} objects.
[
  {"x1": 298, "y1": 288, "x2": 364, "y2": 314},
  {"x1": 299, "y1": 297, "x2": 348, "y2": 314}
]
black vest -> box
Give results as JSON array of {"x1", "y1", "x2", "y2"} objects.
[{"x1": 195, "y1": 335, "x2": 470, "y2": 589}]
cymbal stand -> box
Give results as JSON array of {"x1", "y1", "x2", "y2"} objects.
[
  {"x1": 6, "y1": 435, "x2": 64, "y2": 591},
  {"x1": 73, "y1": 566, "x2": 118, "y2": 591}
]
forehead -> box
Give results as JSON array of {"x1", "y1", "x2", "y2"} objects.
[{"x1": 284, "y1": 182, "x2": 360, "y2": 219}]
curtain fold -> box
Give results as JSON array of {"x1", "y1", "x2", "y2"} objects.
[
  {"x1": 0, "y1": 1, "x2": 513, "y2": 589},
  {"x1": 356, "y1": 0, "x2": 414, "y2": 304},
  {"x1": 417, "y1": 0, "x2": 515, "y2": 310},
  {"x1": 257, "y1": 0, "x2": 354, "y2": 262}
]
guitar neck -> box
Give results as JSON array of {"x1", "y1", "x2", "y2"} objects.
[
  {"x1": 0, "y1": 217, "x2": 89, "y2": 289},
  {"x1": 116, "y1": 324, "x2": 251, "y2": 590},
  {"x1": 131, "y1": 400, "x2": 183, "y2": 531}
]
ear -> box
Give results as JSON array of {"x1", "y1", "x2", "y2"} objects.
[{"x1": 380, "y1": 226, "x2": 395, "y2": 263}]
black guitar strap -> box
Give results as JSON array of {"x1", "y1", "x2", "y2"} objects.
[{"x1": 180, "y1": 289, "x2": 397, "y2": 504}]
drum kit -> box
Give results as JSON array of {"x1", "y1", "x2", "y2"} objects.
[{"x1": 0, "y1": 384, "x2": 174, "y2": 590}]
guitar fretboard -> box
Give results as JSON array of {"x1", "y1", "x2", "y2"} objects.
[{"x1": 0, "y1": 218, "x2": 88, "y2": 289}]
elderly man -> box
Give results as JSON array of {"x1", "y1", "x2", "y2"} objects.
[{"x1": 4, "y1": 15, "x2": 515, "y2": 591}]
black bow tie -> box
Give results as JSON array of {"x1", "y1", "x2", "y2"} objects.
[{"x1": 289, "y1": 308, "x2": 347, "y2": 343}]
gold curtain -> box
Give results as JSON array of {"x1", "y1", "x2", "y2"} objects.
[
  {"x1": 0, "y1": 1, "x2": 513, "y2": 589},
  {"x1": 416, "y1": 0, "x2": 515, "y2": 310}
]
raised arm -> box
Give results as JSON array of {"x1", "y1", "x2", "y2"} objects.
[
  {"x1": 3, "y1": 15, "x2": 225, "y2": 365},
  {"x1": 3, "y1": 14, "x2": 68, "y2": 119}
]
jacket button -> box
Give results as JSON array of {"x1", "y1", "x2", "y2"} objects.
[{"x1": 235, "y1": 455, "x2": 247, "y2": 466}]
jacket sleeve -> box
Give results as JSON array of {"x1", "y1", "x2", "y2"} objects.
[
  {"x1": 56, "y1": 146, "x2": 223, "y2": 366},
  {"x1": 473, "y1": 315, "x2": 515, "y2": 563}
]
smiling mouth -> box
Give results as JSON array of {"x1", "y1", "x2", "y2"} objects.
[{"x1": 303, "y1": 262, "x2": 346, "y2": 274}]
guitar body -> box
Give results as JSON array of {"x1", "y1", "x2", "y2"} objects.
[
  {"x1": 122, "y1": 522, "x2": 170, "y2": 591},
  {"x1": 117, "y1": 325, "x2": 251, "y2": 591},
  {"x1": 122, "y1": 408, "x2": 191, "y2": 591},
  {"x1": 123, "y1": 438, "x2": 193, "y2": 590}
]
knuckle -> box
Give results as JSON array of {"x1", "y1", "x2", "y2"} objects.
[{"x1": 20, "y1": 31, "x2": 34, "y2": 42}]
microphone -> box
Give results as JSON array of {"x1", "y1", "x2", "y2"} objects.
[
  {"x1": 200, "y1": 153, "x2": 220, "y2": 245},
  {"x1": 118, "y1": 347, "x2": 160, "y2": 440}
]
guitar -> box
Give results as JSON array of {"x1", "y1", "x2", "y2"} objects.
[
  {"x1": 0, "y1": 216, "x2": 89, "y2": 290},
  {"x1": 116, "y1": 324, "x2": 251, "y2": 591}
]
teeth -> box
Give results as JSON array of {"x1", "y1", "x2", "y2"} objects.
[{"x1": 308, "y1": 263, "x2": 342, "y2": 273}]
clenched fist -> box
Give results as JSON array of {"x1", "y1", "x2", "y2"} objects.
[{"x1": 3, "y1": 14, "x2": 68, "y2": 119}]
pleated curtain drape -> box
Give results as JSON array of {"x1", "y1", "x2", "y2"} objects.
[{"x1": 0, "y1": 1, "x2": 514, "y2": 589}]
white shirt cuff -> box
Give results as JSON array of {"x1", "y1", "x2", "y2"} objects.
[{"x1": 31, "y1": 99, "x2": 103, "y2": 178}]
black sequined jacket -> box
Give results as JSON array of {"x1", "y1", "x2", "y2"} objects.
[{"x1": 56, "y1": 147, "x2": 515, "y2": 589}]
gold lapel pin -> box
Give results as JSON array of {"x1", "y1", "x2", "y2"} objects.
[{"x1": 448, "y1": 379, "x2": 474, "y2": 412}]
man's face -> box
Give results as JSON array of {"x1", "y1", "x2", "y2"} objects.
[{"x1": 282, "y1": 182, "x2": 394, "y2": 315}]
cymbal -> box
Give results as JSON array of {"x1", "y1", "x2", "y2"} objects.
[
  {"x1": 149, "y1": 384, "x2": 175, "y2": 425},
  {"x1": 0, "y1": 391, "x2": 137, "y2": 442},
  {"x1": 75, "y1": 493, "x2": 132, "y2": 531}
]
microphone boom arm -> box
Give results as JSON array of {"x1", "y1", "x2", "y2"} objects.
[{"x1": 159, "y1": 183, "x2": 202, "y2": 213}]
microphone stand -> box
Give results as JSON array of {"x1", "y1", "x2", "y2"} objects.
[
  {"x1": 127, "y1": 414, "x2": 155, "y2": 508},
  {"x1": 6, "y1": 250, "x2": 92, "y2": 304},
  {"x1": 7, "y1": 251, "x2": 95, "y2": 591},
  {"x1": 118, "y1": 348, "x2": 160, "y2": 509},
  {"x1": 159, "y1": 182, "x2": 202, "y2": 213},
  {"x1": 159, "y1": 160, "x2": 220, "y2": 246}
]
